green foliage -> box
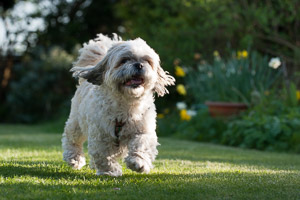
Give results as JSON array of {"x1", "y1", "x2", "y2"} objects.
[
  {"x1": 186, "y1": 51, "x2": 282, "y2": 104},
  {"x1": 1, "y1": 124, "x2": 300, "y2": 199},
  {"x1": 117, "y1": 0, "x2": 240, "y2": 68},
  {"x1": 1, "y1": 46, "x2": 77, "y2": 123},
  {"x1": 222, "y1": 95, "x2": 300, "y2": 152},
  {"x1": 37, "y1": 0, "x2": 122, "y2": 52},
  {"x1": 158, "y1": 108, "x2": 226, "y2": 143},
  {"x1": 0, "y1": 0, "x2": 123, "y2": 123},
  {"x1": 282, "y1": 82, "x2": 299, "y2": 107},
  {"x1": 158, "y1": 88, "x2": 300, "y2": 153},
  {"x1": 117, "y1": 0, "x2": 299, "y2": 72}
]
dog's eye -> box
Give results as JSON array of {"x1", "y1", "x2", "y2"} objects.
[
  {"x1": 120, "y1": 58, "x2": 130, "y2": 64},
  {"x1": 142, "y1": 56, "x2": 153, "y2": 67},
  {"x1": 145, "y1": 59, "x2": 153, "y2": 67}
]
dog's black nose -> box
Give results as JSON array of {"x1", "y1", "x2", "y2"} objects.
[{"x1": 134, "y1": 62, "x2": 143, "y2": 70}]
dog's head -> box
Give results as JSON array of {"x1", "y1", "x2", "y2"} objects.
[{"x1": 72, "y1": 38, "x2": 175, "y2": 98}]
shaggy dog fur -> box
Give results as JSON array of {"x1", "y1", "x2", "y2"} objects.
[{"x1": 62, "y1": 34, "x2": 175, "y2": 176}]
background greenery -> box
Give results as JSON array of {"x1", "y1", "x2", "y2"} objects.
[{"x1": 116, "y1": 0, "x2": 300, "y2": 70}]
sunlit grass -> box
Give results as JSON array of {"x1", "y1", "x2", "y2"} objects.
[{"x1": 0, "y1": 124, "x2": 300, "y2": 199}]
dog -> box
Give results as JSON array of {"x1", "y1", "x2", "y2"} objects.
[{"x1": 62, "y1": 34, "x2": 175, "y2": 176}]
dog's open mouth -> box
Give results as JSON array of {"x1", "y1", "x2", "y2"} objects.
[{"x1": 124, "y1": 76, "x2": 144, "y2": 88}]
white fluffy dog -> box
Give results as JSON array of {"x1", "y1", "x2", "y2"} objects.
[{"x1": 62, "y1": 34, "x2": 175, "y2": 176}]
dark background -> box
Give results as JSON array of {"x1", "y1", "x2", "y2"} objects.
[{"x1": 0, "y1": 0, "x2": 299, "y2": 123}]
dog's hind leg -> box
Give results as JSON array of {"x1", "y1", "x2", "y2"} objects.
[{"x1": 62, "y1": 117, "x2": 87, "y2": 170}]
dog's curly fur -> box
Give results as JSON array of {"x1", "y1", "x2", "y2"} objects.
[{"x1": 62, "y1": 34, "x2": 175, "y2": 176}]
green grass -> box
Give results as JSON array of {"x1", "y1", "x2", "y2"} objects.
[{"x1": 0, "y1": 124, "x2": 300, "y2": 200}]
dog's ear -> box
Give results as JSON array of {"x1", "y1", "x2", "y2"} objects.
[
  {"x1": 71, "y1": 56, "x2": 108, "y2": 85},
  {"x1": 154, "y1": 65, "x2": 175, "y2": 97}
]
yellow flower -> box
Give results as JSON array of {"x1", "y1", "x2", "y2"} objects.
[
  {"x1": 180, "y1": 109, "x2": 191, "y2": 121},
  {"x1": 297, "y1": 90, "x2": 300, "y2": 101},
  {"x1": 176, "y1": 84, "x2": 187, "y2": 95},
  {"x1": 237, "y1": 50, "x2": 248, "y2": 59},
  {"x1": 242, "y1": 50, "x2": 248, "y2": 58},
  {"x1": 213, "y1": 50, "x2": 221, "y2": 61},
  {"x1": 157, "y1": 113, "x2": 164, "y2": 119},
  {"x1": 237, "y1": 51, "x2": 242, "y2": 59},
  {"x1": 175, "y1": 66, "x2": 185, "y2": 77},
  {"x1": 213, "y1": 50, "x2": 220, "y2": 57}
]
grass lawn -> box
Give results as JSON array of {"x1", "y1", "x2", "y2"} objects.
[{"x1": 0, "y1": 124, "x2": 300, "y2": 200}]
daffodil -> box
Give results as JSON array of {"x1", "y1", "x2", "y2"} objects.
[
  {"x1": 242, "y1": 50, "x2": 248, "y2": 58},
  {"x1": 175, "y1": 66, "x2": 185, "y2": 77},
  {"x1": 213, "y1": 50, "x2": 220, "y2": 58},
  {"x1": 176, "y1": 102, "x2": 187, "y2": 110},
  {"x1": 157, "y1": 113, "x2": 164, "y2": 119},
  {"x1": 187, "y1": 110, "x2": 197, "y2": 117},
  {"x1": 176, "y1": 84, "x2": 187, "y2": 95},
  {"x1": 180, "y1": 109, "x2": 191, "y2": 121},
  {"x1": 237, "y1": 50, "x2": 248, "y2": 59},
  {"x1": 268, "y1": 57, "x2": 281, "y2": 69},
  {"x1": 297, "y1": 90, "x2": 300, "y2": 101}
]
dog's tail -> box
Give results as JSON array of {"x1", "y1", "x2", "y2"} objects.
[{"x1": 71, "y1": 33, "x2": 122, "y2": 82}]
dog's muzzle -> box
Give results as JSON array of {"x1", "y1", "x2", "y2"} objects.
[{"x1": 124, "y1": 76, "x2": 144, "y2": 88}]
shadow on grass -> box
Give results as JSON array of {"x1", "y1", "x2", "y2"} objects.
[
  {"x1": 0, "y1": 161, "x2": 94, "y2": 180},
  {"x1": 1, "y1": 160, "x2": 299, "y2": 180},
  {"x1": 1, "y1": 165, "x2": 299, "y2": 200}
]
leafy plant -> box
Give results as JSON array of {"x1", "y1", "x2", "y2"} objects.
[
  {"x1": 222, "y1": 96, "x2": 300, "y2": 153},
  {"x1": 157, "y1": 108, "x2": 226, "y2": 143},
  {"x1": 1, "y1": 46, "x2": 77, "y2": 123},
  {"x1": 186, "y1": 51, "x2": 282, "y2": 104}
]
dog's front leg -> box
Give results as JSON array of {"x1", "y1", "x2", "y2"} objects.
[
  {"x1": 88, "y1": 135, "x2": 123, "y2": 177},
  {"x1": 125, "y1": 133, "x2": 158, "y2": 174}
]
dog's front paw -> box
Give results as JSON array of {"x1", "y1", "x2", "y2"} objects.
[
  {"x1": 125, "y1": 156, "x2": 151, "y2": 174},
  {"x1": 68, "y1": 155, "x2": 86, "y2": 170},
  {"x1": 96, "y1": 169, "x2": 122, "y2": 177}
]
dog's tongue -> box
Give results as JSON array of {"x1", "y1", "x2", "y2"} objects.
[{"x1": 125, "y1": 78, "x2": 143, "y2": 86}]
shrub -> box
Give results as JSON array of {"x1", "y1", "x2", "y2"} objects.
[
  {"x1": 157, "y1": 108, "x2": 226, "y2": 143},
  {"x1": 1, "y1": 46, "x2": 77, "y2": 123},
  {"x1": 222, "y1": 91, "x2": 300, "y2": 153},
  {"x1": 222, "y1": 105, "x2": 300, "y2": 153},
  {"x1": 158, "y1": 87, "x2": 300, "y2": 153}
]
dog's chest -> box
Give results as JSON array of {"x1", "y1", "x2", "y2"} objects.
[
  {"x1": 116, "y1": 113, "x2": 145, "y2": 134},
  {"x1": 110, "y1": 114, "x2": 145, "y2": 147},
  {"x1": 110, "y1": 102, "x2": 148, "y2": 132},
  {"x1": 84, "y1": 92, "x2": 153, "y2": 138}
]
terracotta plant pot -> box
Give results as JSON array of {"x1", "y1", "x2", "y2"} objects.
[{"x1": 205, "y1": 101, "x2": 248, "y2": 117}]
